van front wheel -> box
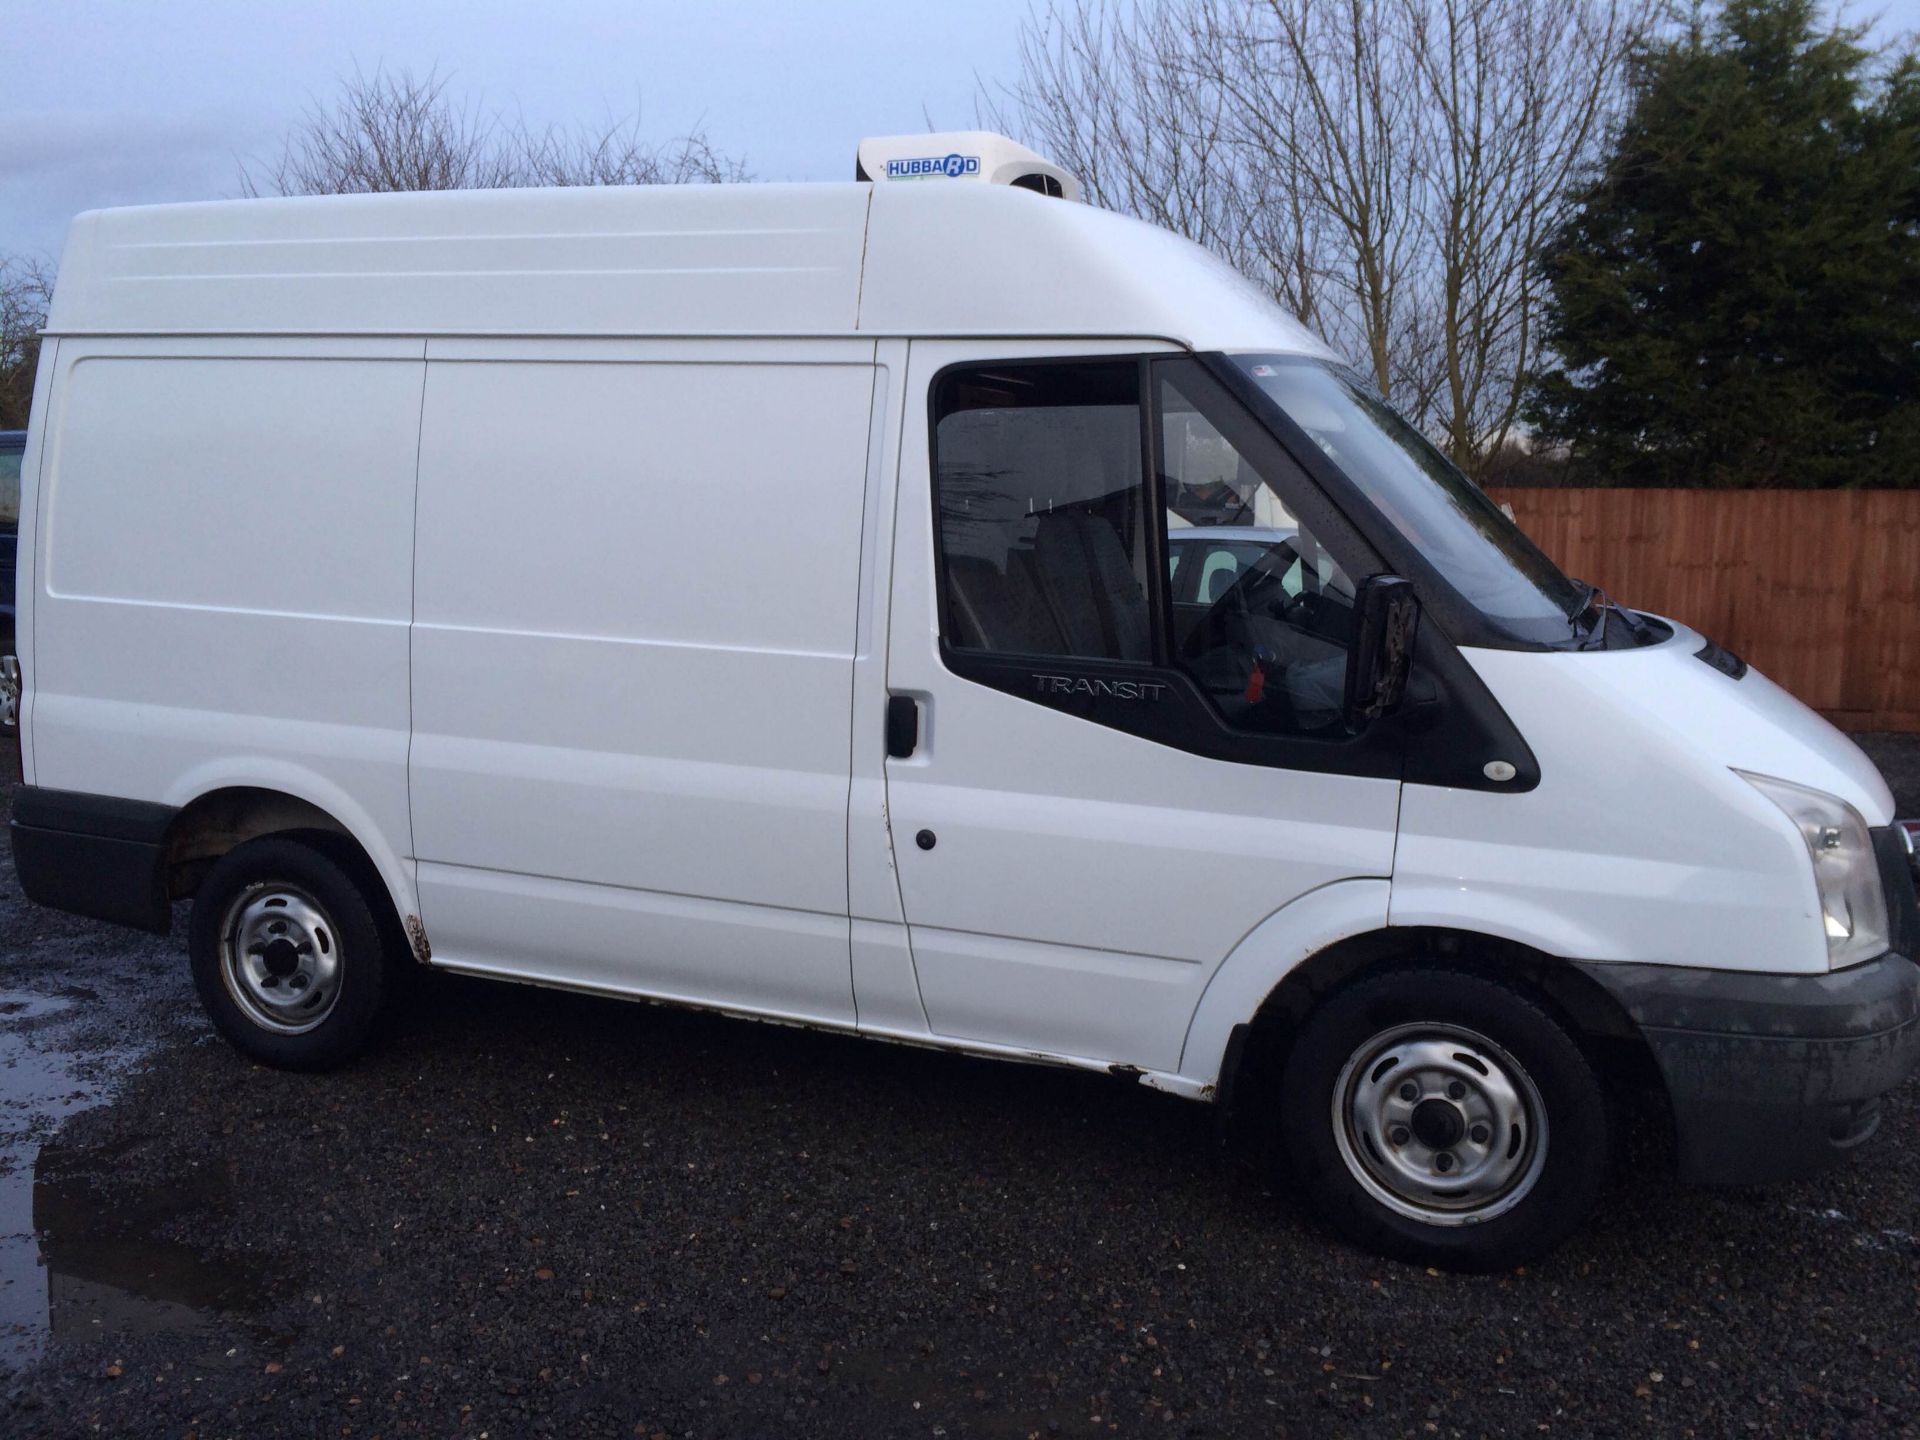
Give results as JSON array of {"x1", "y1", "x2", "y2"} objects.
[
  {"x1": 188, "y1": 834, "x2": 395, "y2": 1071},
  {"x1": 1278, "y1": 969, "x2": 1609, "y2": 1271}
]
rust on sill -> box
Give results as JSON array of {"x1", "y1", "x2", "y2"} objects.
[{"x1": 404, "y1": 914, "x2": 432, "y2": 965}]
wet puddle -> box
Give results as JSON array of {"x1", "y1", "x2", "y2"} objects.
[{"x1": 0, "y1": 989, "x2": 270, "y2": 1372}]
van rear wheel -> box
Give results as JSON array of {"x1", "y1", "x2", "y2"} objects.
[
  {"x1": 188, "y1": 834, "x2": 395, "y2": 1071},
  {"x1": 1278, "y1": 968, "x2": 1609, "y2": 1271}
]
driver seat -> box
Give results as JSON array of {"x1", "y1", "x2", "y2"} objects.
[{"x1": 1030, "y1": 510, "x2": 1151, "y2": 662}]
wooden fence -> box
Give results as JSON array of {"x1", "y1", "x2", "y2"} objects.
[{"x1": 1485, "y1": 487, "x2": 1920, "y2": 732}]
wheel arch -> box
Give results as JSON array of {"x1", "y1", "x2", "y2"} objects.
[
  {"x1": 1178, "y1": 882, "x2": 1660, "y2": 1123},
  {"x1": 158, "y1": 780, "x2": 420, "y2": 960}
]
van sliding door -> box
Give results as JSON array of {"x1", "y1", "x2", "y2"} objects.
[{"x1": 407, "y1": 339, "x2": 876, "y2": 1025}]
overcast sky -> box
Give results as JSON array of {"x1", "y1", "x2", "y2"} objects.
[
  {"x1": 6, "y1": 0, "x2": 1919, "y2": 263},
  {"x1": 1, "y1": 0, "x2": 1037, "y2": 260}
]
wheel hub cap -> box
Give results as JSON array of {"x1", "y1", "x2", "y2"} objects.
[
  {"x1": 1409, "y1": 1097, "x2": 1465, "y2": 1150},
  {"x1": 261, "y1": 936, "x2": 301, "y2": 978},
  {"x1": 218, "y1": 884, "x2": 344, "y2": 1035},
  {"x1": 1331, "y1": 1021, "x2": 1548, "y2": 1226}
]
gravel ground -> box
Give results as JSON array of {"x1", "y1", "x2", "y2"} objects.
[{"x1": 1, "y1": 740, "x2": 1918, "y2": 1439}]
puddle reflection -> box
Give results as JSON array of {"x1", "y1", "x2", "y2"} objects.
[
  {"x1": 30, "y1": 1139, "x2": 273, "y2": 1357},
  {"x1": 1, "y1": 990, "x2": 270, "y2": 1372}
]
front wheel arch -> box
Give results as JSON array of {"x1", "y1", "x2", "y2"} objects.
[{"x1": 1215, "y1": 928, "x2": 1662, "y2": 1163}]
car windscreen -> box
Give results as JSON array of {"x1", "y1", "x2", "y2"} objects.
[{"x1": 1231, "y1": 356, "x2": 1585, "y2": 645}]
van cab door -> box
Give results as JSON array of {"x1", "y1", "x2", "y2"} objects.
[{"x1": 880, "y1": 342, "x2": 1401, "y2": 1072}]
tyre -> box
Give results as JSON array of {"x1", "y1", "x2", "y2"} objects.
[
  {"x1": 188, "y1": 833, "x2": 396, "y2": 1071},
  {"x1": 1278, "y1": 967, "x2": 1609, "y2": 1271}
]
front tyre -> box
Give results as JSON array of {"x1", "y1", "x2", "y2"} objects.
[
  {"x1": 188, "y1": 834, "x2": 395, "y2": 1071},
  {"x1": 1279, "y1": 968, "x2": 1609, "y2": 1271}
]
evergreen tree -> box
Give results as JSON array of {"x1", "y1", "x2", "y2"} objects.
[{"x1": 1527, "y1": 0, "x2": 1920, "y2": 487}]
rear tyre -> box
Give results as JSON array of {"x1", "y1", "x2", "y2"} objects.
[
  {"x1": 1278, "y1": 967, "x2": 1609, "y2": 1271},
  {"x1": 188, "y1": 833, "x2": 395, "y2": 1071}
]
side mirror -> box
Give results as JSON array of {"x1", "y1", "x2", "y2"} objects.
[{"x1": 1344, "y1": 574, "x2": 1419, "y2": 731}]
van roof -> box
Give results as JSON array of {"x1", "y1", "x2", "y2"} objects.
[{"x1": 44, "y1": 182, "x2": 1332, "y2": 356}]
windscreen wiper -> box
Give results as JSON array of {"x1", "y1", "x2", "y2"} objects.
[
  {"x1": 1567, "y1": 580, "x2": 1604, "y2": 648},
  {"x1": 1568, "y1": 579, "x2": 1652, "y2": 649}
]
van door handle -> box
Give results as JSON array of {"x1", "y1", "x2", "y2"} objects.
[{"x1": 885, "y1": 695, "x2": 920, "y2": 759}]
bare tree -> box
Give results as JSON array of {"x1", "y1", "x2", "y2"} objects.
[
  {"x1": 989, "y1": 0, "x2": 1646, "y2": 476},
  {"x1": 242, "y1": 66, "x2": 515, "y2": 195},
  {"x1": 242, "y1": 65, "x2": 748, "y2": 197},
  {"x1": 1201, "y1": 0, "x2": 1432, "y2": 402},
  {"x1": 0, "y1": 253, "x2": 55, "y2": 430},
  {"x1": 514, "y1": 112, "x2": 750, "y2": 187},
  {"x1": 1401, "y1": 0, "x2": 1638, "y2": 466},
  {"x1": 980, "y1": 5, "x2": 1264, "y2": 297}
]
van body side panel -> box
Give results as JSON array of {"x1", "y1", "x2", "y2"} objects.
[
  {"x1": 28, "y1": 340, "x2": 424, "y2": 911},
  {"x1": 14, "y1": 335, "x2": 59, "y2": 785},
  {"x1": 881, "y1": 340, "x2": 1400, "y2": 1073},
  {"x1": 1392, "y1": 641, "x2": 1834, "y2": 975},
  {"x1": 1176, "y1": 878, "x2": 1393, "y2": 1081},
  {"x1": 49, "y1": 185, "x2": 872, "y2": 340},
  {"x1": 409, "y1": 345, "x2": 873, "y2": 1021}
]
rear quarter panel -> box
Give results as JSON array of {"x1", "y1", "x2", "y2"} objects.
[{"x1": 26, "y1": 336, "x2": 425, "y2": 911}]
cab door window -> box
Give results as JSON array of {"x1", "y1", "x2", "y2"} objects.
[
  {"x1": 932, "y1": 362, "x2": 1152, "y2": 663},
  {"x1": 929, "y1": 355, "x2": 1376, "y2": 753}
]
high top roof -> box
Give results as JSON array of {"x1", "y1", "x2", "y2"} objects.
[{"x1": 45, "y1": 181, "x2": 1332, "y2": 356}]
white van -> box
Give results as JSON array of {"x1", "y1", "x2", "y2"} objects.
[{"x1": 6, "y1": 133, "x2": 1917, "y2": 1270}]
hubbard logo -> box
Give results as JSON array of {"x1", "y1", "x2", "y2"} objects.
[{"x1": 886, "y1": 153, "x2": 982, "y2": 180}]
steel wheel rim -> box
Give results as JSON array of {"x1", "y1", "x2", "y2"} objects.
[
  {"x1": 1331, "y1": 1021, "x2": 1548, "y2": 1226},
  {"x1": 218, "y1": 882, "x2": 344, "y2": 1035}
]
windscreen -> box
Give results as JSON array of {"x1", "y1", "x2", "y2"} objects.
[{"x1": 1232, "y1": 357, "x2": 1585, "y2": 644}]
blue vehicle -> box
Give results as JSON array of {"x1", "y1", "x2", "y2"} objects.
[{"x1": 1, "y1": 429, "x2": 21, "y2": 665}]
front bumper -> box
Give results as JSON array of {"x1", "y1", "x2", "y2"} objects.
[{"x1": 1574, "y1": 951, "x2": 1920, "y2": 1184}]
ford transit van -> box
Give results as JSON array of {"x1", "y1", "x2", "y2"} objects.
[{"x1": 6, "y1": 132, "x2": 1917, "y2": 1269}]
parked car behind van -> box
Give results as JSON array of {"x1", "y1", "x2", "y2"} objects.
[
  {"x1": 1, "y1": 429, "x2": 22, "y2": 672},
  {"x1": 5, "y1": 132, "x2": 1917, "y2": 1270}
]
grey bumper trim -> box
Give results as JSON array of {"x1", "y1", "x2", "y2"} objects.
[{"x1": 1573, "y1": 953, "x2": 1920, "y2": 1185}]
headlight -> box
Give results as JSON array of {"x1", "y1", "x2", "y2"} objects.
[{"x1": 1739, "y1": 772, "x2": 1889, "y2": 970}]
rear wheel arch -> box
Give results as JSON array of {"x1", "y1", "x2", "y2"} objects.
[
  {"x1": 160, "y1": 786, "x2": 415, "y2": 959},
  {"x1": 163, "y1": 786, "x2": 346, "y2": 892}
]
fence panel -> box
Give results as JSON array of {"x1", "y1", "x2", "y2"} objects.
[{"x1": 1485, "y1": 488, "x2": 1920, "y2": 732}]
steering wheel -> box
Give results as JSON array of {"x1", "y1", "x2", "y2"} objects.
[{"x1": 1179, "y1": 540, "x2": 1312, "y2": 661}]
